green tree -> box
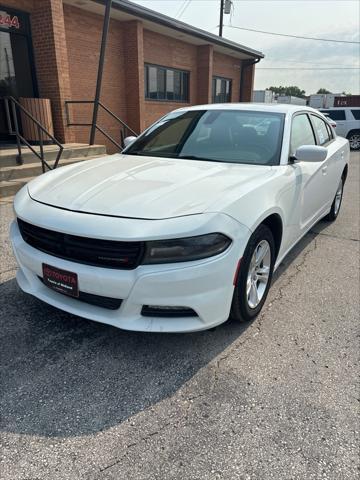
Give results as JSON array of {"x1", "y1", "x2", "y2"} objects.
[
  {"x1": 317, "y1": 88, "x2": 332, "y2": 94},
  {"x1": 269, "y1": 85, "x2": 306, "y2": 98}
]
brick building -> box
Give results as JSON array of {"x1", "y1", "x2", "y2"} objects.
[{"x1": 0, "y1": 0, "x2": 263, "y2": 152}]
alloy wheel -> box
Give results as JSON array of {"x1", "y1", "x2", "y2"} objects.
[
  {"x1": 334, "y1": 178, "x2": 343, "y2": 216},
  {"x1": 246, "y1": 239, "x2": 271, "y2": 309},
  {"x1": 349, "y1": 134, "x2": 360, "y2": 150}
]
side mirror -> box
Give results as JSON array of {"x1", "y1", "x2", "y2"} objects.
[
  {"x1": 293, "y1": 145, "x2": 327, "y2": 163},
  {"x1": 123, "y1": 136, "x2": 137, "y2": 148}
]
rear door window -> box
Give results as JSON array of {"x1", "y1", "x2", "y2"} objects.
[
  {"x1": 351, "y1": 109, "x2": 360, "y2": 120},
  {"x1": 311, "y1": 115, "x2": 331, "y2": 146}
]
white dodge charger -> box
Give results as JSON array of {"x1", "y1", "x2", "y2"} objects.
[{"x1": 11, "y1": 104, "x2": 349, "y2": 332}]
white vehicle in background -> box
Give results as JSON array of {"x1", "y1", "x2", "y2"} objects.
[
  {"x1": 319, "y1": 107, "x2": 360, "y2": 150},
  {"x1": 321, "y1": 113, "x2": 337, "y2": 130},
  {"x1": 11, "y1": 104, "x2": 349, "y2": 333}
]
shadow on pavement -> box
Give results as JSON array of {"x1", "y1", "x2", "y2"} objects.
[
  {"x1": 0, "y1": 222, "x2": 326, "y2": 439},
  {"x1": 0, "y1": 277, "x2": 249, "y2": 438}
]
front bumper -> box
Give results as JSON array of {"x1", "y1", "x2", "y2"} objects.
[{"x1": 11, "y1": 190, "x2": 251, "y2": 332}]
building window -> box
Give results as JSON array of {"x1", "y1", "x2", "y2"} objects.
[
  {"x1": 212, "y1": 76, "x2": 232, "y2": 103},
  {"x1": 144, "y1": 64, "x2": 189, "y2": 102}
]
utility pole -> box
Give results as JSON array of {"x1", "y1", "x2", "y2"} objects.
[
  {"x1": 219, "y1": 0, "x2": 224, "y2": 37},
  {"x1": 219, "y1": 0, "x2": 232, "y2": 37},
  {"x1": 89, "y1": 0, "x2": 112, "y2": 145}
]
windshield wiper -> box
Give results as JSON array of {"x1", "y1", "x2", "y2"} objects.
[
  {"x1": 125, "y1": 151, "x2": 178, "y2": 158},
  {"x1": 124, "y1": 151, "x2": 147, "y2": 156},
  {"x1": 178, "y1": 155, "x2": 219, "y2": 162},
  {"x1": 125, "y1": 152, "x2": 219, "y2": 162}
]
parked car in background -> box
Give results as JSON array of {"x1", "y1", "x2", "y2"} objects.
[
  {"x1": 319, "y1": 107, "x2": 360, "y2": 150},
  {"x1": 11, "y1": 104, "x2": 349, "y2": 333}
]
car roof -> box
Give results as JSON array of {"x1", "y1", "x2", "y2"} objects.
[{"x1": 174, "y1": 103, "x2": 319, "y2": 115}]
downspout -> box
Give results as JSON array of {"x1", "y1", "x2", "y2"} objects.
[{"x1": 240, "y1": 57, "x2": 261, "y2": 102}]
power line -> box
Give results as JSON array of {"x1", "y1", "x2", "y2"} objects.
[
  {"x1": 265, "y1": 58, "x2": 360, "y2": 68},
  {"x1": 225, "y1": 24, "x2": 360, "y2": 44},
  {"x1": 174, "y1": 0, "x2": 188, "y2": 18},
  {"x1": 176, "y1": 0, "x2": 192, "y2": 19},
  {"x1": 257, "y1": 67, "x2": 360, "y2": 70}
]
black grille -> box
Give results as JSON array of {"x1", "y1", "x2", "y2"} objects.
[
  {"x1": 18, "y1": 218, "x2": 144, "y2": 269},
  {"x1": 141, "y1": 305, "x2": 198, "y2": 318},
  {"x1": 38, "y1": 277, "x2": 122, "y2": 310}
]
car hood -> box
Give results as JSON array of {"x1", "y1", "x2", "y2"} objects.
[{"x1": 28, "y1": 154, "x2": 273, "y2": 220}]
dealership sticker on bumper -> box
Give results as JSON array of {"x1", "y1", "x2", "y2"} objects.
[{"x1": 42, "y1": 264, "x2": 79, "y2": 298}]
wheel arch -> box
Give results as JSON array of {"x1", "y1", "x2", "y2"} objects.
[
  {"x1": 346, "y1": 129, "x2": 360, "y2": 139},
  {"x1": 251, "y1": 212, "x2": 283, "y2": 261},
  {"x1": 342, "y1": 163, "x2": 348, "y2": 182}
]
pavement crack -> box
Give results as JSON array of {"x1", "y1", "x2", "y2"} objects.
[
  {"x1": 309, "y1": 230, "x2": 359, "y2": 242},
  {"x1": 258, "y1": 237, "x2": 318, "y2": 327},
  {"x1": 98, "y1": 421, "x2": 174, "y2": 473}
]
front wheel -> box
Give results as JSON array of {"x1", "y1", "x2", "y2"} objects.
[
  {"x1": 325, "y1": 177, "x2": 344, "y2": 221},
  {"x1": 231, "y1": 224, "x2": 275, "y2": 323}
]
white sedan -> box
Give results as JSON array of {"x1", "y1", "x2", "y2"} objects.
[{"x1": 11, "y1": 104, "x2": 349, "y2": 333}]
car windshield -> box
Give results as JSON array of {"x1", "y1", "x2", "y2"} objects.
[{"x1": 125, "y1": 109, "x2": 285, "y2": 165}]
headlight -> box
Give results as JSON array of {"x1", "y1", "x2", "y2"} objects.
[{"x1": 142, "y1": 233, "x2": 232, "y2": 264}]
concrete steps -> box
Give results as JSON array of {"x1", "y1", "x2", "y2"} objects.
[
  {"x1": 0, "y1": 144, "x2": 107, "y2": 200},
  {"x1": 0, "y1": 143, "x2": 106, "y2": 167},
  {"x1": 0, "y1": 155, "x2": 105, "y2": 199}
]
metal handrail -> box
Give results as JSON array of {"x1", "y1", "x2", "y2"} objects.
[
  {"x1": 3, "y1": 96, "x2": 64, "y2": 172},
  {"x1": 64, "y1": 100, "x2": 137, "y2": 151}
]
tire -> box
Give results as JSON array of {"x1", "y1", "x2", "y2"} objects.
[
  {"x1": 231, "y1": 224, "x2": 275, "y2": 323},
  {"x1": 347, "y1": 130, "x2": 360, "y2": 151},
  {"x1": 325, "y1": 176, "x2": 344, "y2": 222}
]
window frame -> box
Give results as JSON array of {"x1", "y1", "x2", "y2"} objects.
[
  {"x1": 212, "y1": 76, "x2": 232, "y2": 103},
  {"x1": 309, "y1": 113, "x2": 335, "y2": 147},
  {"x1": 144, "y1": 63, "x2": 190, "y2": 103}
]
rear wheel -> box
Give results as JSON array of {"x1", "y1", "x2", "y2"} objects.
[
  {"x1": 325, "y1": 177, "x2": 344, "y2": 221},
  {"x1": 231, "y1": 224, "x2": 275, "y2": 322},
  {"x1": 347, "y1": 131, "x2": 360, "y2": 150}
]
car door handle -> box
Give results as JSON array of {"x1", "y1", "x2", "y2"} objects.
[{"x1": 322, "y1": 166, "x2": 328, "y2": 175}]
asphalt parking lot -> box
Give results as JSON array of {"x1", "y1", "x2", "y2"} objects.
[{"x1": 0, "y1": 152, "x2": 359, "y2": 480}]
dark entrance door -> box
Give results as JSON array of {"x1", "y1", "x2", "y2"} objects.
[{"x1": 0, "y1": 6, "x2": 37, "y2": 143}]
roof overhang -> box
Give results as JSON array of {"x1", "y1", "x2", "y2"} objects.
[{"x1": 63, "y1": 0, "x2": 264, "y2": 61}]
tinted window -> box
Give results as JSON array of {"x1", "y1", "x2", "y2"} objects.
[
  {"x1": 326, "y1": 109, "x2": 346, "y2": 121},
  {"x1": 351, "y1": 109, "x2": 360, "y2": 120},
  {"x1": 290, "y1": 114, "x2": 315, "y2": 154},
  {"x1": 212, "y1": 77, "x2": 232, "y2": 103},
  {"x1": 145, "y1": 64, "x2": 189, "y2": 102},
  {"x1": 311, "y1": 115, "x2": 331, "y2": 145},
  {"x1": 125, "y1": 110, "x2": 285, "y2": 165}
]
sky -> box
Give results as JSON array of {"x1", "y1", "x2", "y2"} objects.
[{"x1": 132, "y1": 0, "x2": 360, "y2": 95}]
